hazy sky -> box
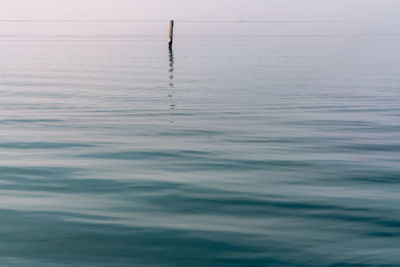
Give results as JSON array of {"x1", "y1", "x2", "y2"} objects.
[
  {"x1": 1, "y1": 0, "x2": 398, "y2": 36},
  {"x1": 0, "y1": 0, "x2": 398, "y2": 20}
]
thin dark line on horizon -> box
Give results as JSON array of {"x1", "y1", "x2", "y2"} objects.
[{"x1": 0, "y1": 19, "x2": 349, "y2": 23}]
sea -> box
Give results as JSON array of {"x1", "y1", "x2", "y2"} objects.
[{"x1": 0, "y1": 21, "x2": 400, "y2": 266}]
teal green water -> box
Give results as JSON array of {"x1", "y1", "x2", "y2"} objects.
[{"x1": 0, "y1": 34, "x2": 400, "y2": 266}]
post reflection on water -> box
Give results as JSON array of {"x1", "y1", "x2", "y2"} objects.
[{"x1": 168, "y1": 47, "x2": 176, "y2": 123}]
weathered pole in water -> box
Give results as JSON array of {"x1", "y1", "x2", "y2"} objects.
[{"x1": 168, "y1": 20, "x2": 174, "y2": 49}]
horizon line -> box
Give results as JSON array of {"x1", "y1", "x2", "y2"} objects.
[{"x1": 0, "y1": 19, "x2": 348, "y2": 23}]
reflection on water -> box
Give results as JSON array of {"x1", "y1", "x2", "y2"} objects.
[
  {"x1": 168, "y1": 47, "x2": 176, "y2": 122},
  {"x1": 0, "y1": 34, "x2": 400, "y2": 266}
]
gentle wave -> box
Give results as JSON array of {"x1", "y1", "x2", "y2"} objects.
[{"x1": 0, "y1": 35, "x2": 399, "y2": 266}]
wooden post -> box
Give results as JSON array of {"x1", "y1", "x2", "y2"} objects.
[{"x1": 168, "y1": 20, "x2": 174, "y2": 49}]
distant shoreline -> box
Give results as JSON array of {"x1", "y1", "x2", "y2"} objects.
[{"x1": 0, "y1": 19, "x2": 348, "y2": 23}]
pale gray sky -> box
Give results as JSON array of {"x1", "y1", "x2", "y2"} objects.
[
  {"x1": 1, "y1": 0, "x2": 398, "y2": 20},
  {"x1": 0, "y1": 0, "x2": 398, "y2": 36}
]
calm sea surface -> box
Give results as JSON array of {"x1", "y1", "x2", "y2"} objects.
[{"x1": 0, "y1": 29, "x2": 400, "y2": 266}]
